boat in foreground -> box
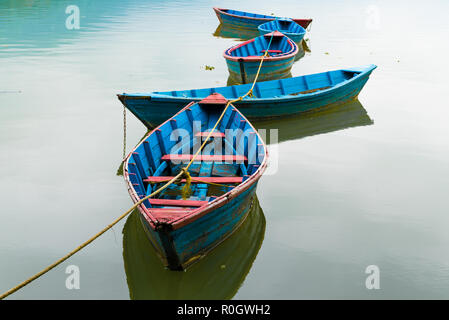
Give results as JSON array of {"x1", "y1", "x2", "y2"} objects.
[
  {"x1": 118, "y1": 65, "x2": 377, "y2": 128},
  {"x1": 123, "y1": 93, "x2": 268, "y2": 270},
  {"x1": 213, "y1": 7, "x2": 312, "y2": 29},
  {"x1": 224, "y1": 31, "x2": 298, "y2": 83},
  {"x1": 258, "y1": 18, "x2": 306, "y2": 43}
]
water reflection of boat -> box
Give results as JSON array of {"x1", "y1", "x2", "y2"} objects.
[
  {"x1": 227, "y1": 72, "x2": 293, "y2": 86},
  {"x1": 213, "y1": 23, "x2": 260, "y2": 41},
  {"x1": 122, "y1": 196, "x2": 266, "y2": 299},
  {"x1": 302, "y1": 39, "x2": 311, "y2": 53},
  {"x1": 252, "y1": 99, "x2": 374, "y2": 144},
  {"x1": 295, "y1": 39, "x2": 309, "y2": 60}
]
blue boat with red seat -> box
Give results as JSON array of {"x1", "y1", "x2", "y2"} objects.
[
  {"x1": 123, "y1": 93, "x2": 268, "y2": 270},
  {"x1": 213, "y1": 7, "x2": 312, "y2": 30},
  {"x1": 118, "y1": 65, "x2": 377, "y2": 128},
  {"x1": 258, "y1": 18, "x2": 306, "y2": 44},
  {"x1": 224, "y1": 31, "x2": 298, "y2": 83}
]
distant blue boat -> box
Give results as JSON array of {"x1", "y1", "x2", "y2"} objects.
[
  {"x1": 258, "y1": 18, "x2": 306, "y2": 44},
  {"x1": 213, "y1": 7, "x2": 312, "y2": 30},
  {"x1": 224, "y1": 31, "x2": 298, "y2": 83},
  {"x1": 118, "y1": 65, "x2": 377, "y2": 128},
  {"x1": 123, "y1": 93, "x2": 267, "y2": 270}
]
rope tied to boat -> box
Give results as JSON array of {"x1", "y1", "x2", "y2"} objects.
[
  {"x1": 180, "y1": 168, "x2": 192, "y2": 200},
  {"x1": 0, "y1": 34, "x2": 274, "y2": 300}
]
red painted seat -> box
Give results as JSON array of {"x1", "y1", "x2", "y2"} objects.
[
  {"x1": 144, "y1": 176, "x2": 243, "y2": 184},
  {"x1": 260, "y1": 50, "x2": 283, "y2": 53},
  {"x1": 195, "y1": 131, "x2": 225, "y2": 138},
  {"x1": 148, "y1": 199, "x2": 208, "y2": 207},
  {"x1": 142, "y1": 207, "x2": 193, "y2": 224},
  {"x1": 161, "y1": 154, "x2": 247, "y2": 162}
]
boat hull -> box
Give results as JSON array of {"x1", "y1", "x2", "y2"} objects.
[
  {"x1": 118, "y1": 65, "x2": 376, "y2": 128},
  {"x1": 258, "y1": 19, "x2": 306, "y2": 44},
  {"x1": 213, "y1": 7, "x2": 312, "y2": 29},
  {"x1": 225, "y1": 55, "x2": 296, "y2": 83},
  {"x1": 259, "y1": 30, "x2": 305, "y2": 44},
  {"x1": 138, "y1": 183, "x2": 259, "y2": 270}
]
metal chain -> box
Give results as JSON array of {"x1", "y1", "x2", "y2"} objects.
[{"x1": 122, "y1": 106, "x2": 127, "y2": 161}]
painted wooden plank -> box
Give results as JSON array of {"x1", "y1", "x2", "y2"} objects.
[
  {"x1": 144, "y1": 176, "x2": 244, "y2": 184},
  {"x1": 149, "y1": 199, "x2": 208, "y2": 207},
  {"x1": 143, "y1": 141, "x2": 157, "y2": 171},
  {"x1": 155, "y1": 129, "x2": 167, "y2": 155},
  {"x1": 132, "y1": 152, "x2": 147, "y2": 179},
  {"x1": 260, "y1": 49, "x2": 283, "y2": 53},
  {"x1": 195, "y1": 131, "x2": 225, "y2": 138},
  {"x1": 161, "y1": 154, "x2": 247, "y2": 162}
]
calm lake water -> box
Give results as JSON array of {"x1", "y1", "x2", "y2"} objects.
[{"x1": 1, "y1": 0, "x2": 448, "y2": 299}]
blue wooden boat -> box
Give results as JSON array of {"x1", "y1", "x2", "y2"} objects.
[
  {"x1": 224, "y1": 31, "x2": 298, "y2": 83},
  {"x1": 123, "y1": 93, "x2": 268, "y2": 270},
  {"x1": 118, "y1": 65, "x2": 377, "y2": 128},
  {"x1": 213, "y1": 7, "x2": 312, "y2": 30},
  {"x1": 258, "y1": 18, "x2": 306, "y2": 44}
]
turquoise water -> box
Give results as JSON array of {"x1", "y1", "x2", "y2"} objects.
[{"x1": 0, "y1": 0, "x2": 448, "y2": 299}]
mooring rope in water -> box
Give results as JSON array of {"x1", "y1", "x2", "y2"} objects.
[
  {"x1": 0, "y1": 34, "x2": 274, "y2": 300},
  {"x1": 0, "y1": 172, "x2": 183, "y2": 300}
]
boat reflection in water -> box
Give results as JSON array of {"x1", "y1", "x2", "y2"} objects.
[
  {"x1": 227, "y1": 71, "x2": 293, "y2": 86},
  {"x1": 122, "y1": 196, "x2": 266, "y2": 299},
  {"x1": 297, "y1": 39, "x2": 311, "y2": 59},
  {"x1": 213, "y1": 23, "x2": 260, "y2": 41},
  {"x1": 252, "y1": 99, "x2": 374, "y2": 144},
  {"x1": 302, "y1": 38, "x2": 311, "y2": 53}
]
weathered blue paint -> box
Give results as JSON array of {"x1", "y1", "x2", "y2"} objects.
[
  {"x1": 258, "y1": 18, "x2": 306, "y2": 44},
  {"x1": 213, "y1": 7, "x2": 312, "y2": 30},
  {"x1": 223, "y1": 32, "x2": 298, "y2": 83},
  {"x1": 123, "y1": 96, "x2": 268, "y2": 270},
  {"x1": 118, "y1": 65, "x2": 377, "y2": 128}
]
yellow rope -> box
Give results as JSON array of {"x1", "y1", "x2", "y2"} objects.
[
  {"x1": 180, "y1": 168, "x2": 192, "y2": 200},
  {"x1": 151, "y1": 177, "x2": 237, "y2": 188},
  {"x1": 0, "y1": 35, "x2": 273, "y2": 300}
]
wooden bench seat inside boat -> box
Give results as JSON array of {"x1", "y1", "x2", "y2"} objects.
[
  {"x1": 144, "y1": 176, "x2": 244, "y2": 184},
  {"x1": 148, "y1": 199, "x2": 208, "y2": 207},
  {"x1": 260, "y1": 49, "x2": 283, "y2": 53},
  {"x1": 161, "y1": 154, "x2": 247, "y2": 162},
  {"x1": 195, "y1": 131, "x2": 226, "y2": 138}
]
